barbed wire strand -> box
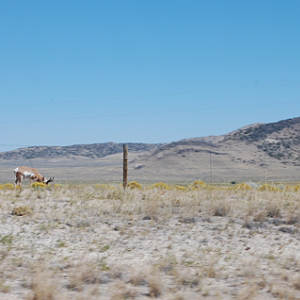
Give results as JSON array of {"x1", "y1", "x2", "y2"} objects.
[
  {"x1": 1, "y1": 100, "x2": 300, "y2": 125},
  {"x1": 1, "y1": 81, "x2": 299, "y2": 109}
]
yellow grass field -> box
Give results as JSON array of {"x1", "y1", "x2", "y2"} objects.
[{"x1": 1, "y1": 182, "x2": 300, "y2": 299}]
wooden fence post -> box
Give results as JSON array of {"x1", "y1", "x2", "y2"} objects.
[{"x1": 123, "y1": 144, "x2": 128, "y2": 189}]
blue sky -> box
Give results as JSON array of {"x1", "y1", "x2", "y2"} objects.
[{"x1": 0, "y1": 0, "x2": 299, "y2": 152}]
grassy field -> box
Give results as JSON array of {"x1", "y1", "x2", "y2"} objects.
[{"x1": 1, "y1": 182, "x2": 300, "y2": 299}]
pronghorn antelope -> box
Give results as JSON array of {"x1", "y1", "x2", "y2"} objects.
[{"x1": 14, "y1": 166, "x2": 54, "y2": 188}]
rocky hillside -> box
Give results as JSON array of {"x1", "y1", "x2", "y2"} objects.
[
  {"x1": 224, "y1": 117, "x2": 300, "y2": 164},
  {"x1": 1, "y1": 116, "x2": 300, "y2": 169},
  {"x1": 1, "y1": 117, "x2": 300, "y2": 182},
  {"x1": 0, "y1": 142, "x2": 163, "y2": 160},
  {"x1": 155, "y1": 117, "x2": 300, "y2": 164},
  {"x1": 130, "y1": 117, "x2": 300, "y2": 180}
]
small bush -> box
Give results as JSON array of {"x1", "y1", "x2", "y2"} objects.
[
  {"x1": 233, "y1": 183, "x2": 252, "y2": 190},
  {"x1": 0, "y1": 183, "x2": 15, "y2": 190},
  {"x1": 127, "y1": 181, "x2": 143, "y2": 189},
  {"x1": 29, "y1": 270, "x2": 57, "y2": 300},
  {"x1": 149, "y1": 182, "x2": 171, "y2": 190},
  {"x1": 173, "y1": 185, "x2": 187, "y2": 191},
  {"x1": 148, "y1": 268, "x2": 163, "y2": 297},
  {"x1": 292, "y1": 274, "x2": 300, "y2": 290},
  {"x1": 257, "y1": 184, "x2": 280, "y2": 192},
  {"x1": 190, "y1": 180, "x2": 206, "y2": 190},
  {"x1": 12, "y1": 206, "x2": 33, "y2": 216},
  {"x1": 31, "y1": 182, "x2": 47, "y2": 189},
  {"x1": 210, "y1": 201, "x2": 231, "y2": 217},
  {"x1": 265, "y1": 202, "x2": 281, "y2": 218},
  {"x1": 95, "y1": 184, "x2": 116, "y2": 190},
  {"x1": 253, "y1": 211, "x2": 267, "y2": 222},
  {"x1": 294, "y1": 185, "x2": 300, "y2": 192}
]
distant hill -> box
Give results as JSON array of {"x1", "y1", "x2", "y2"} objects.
[
  {"x1": 1, "y1": 117, "x2": 300, "y2": 182},
  {"x1": 0, "y1": 142, "x2": 163, "y2": 160},
  {"x1": 132, "y1": 117, "x2": 300, "y2": 166},
  {"x1": 224, "y1": 117, "x2": 300, "y2": 164},
  {"x1": 129, "y1": 117, "x2": 300, "y2": 181}
]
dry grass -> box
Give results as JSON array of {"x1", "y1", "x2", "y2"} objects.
[
  {"x1": 1, "y1": 183, "x2": 300, "y2": 299},
  {"x1": 26, "y1": 269, "x2": 57, "y2": 300}
]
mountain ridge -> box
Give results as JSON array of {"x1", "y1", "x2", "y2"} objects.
[
  {"x1": 1, "y1": 117, "x2": 300, "y2": 182},
  {"x1": 0, "y1": 142, "x2": 163, "y2": 160},
  {"x1": 1, "y1": 117, "x2": 300, "y2": 164}
]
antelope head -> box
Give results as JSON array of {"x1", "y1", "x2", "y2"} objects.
[{"x1": 43, "y1": 177, "x2": 55, "y2": 185}]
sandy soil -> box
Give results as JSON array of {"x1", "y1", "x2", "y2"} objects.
[{"x1": 1, "y1": 184, "x2": 300, "y2": 299}]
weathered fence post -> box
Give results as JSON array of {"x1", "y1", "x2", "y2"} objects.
[
  {"x1": 123, "y1": 144, "x2": 128, "y2": 189},
  {"x1": 209, "y1": 151, "x2": 212, "y2": 182}
]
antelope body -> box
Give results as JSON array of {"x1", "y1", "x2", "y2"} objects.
[{"x1": 14, "y1": 166, "x2": 54, "y2": 188}]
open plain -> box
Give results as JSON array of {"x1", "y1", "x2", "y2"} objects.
[{"x1": 1, "y1": 183, "x2": 300, "y2": 299}]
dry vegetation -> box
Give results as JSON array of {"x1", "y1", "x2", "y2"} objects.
[{"x1": 1, "y1": 182, "x2": 300, "y2": 299}]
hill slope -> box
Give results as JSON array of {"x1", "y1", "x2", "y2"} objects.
[
  {"x1": 224, "y1": 117, "x2": 300, "y2": 164},
  {"x1": 0, "y1": 142, "x2": 163, "y2": 160},
  {"x1": 130, "y1": 117, "x2": 300, "y2": 181},
  {"x1": 1, "y1": 117, "x2": 300, "y2": 182}
]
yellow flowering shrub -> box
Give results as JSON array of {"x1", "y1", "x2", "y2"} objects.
[
  {"x1": 189, "y1": 180, "x2": 206, "y2": 190},
  {"x1": 31, "y1": 182, "x2": 47, "y2": 188},
  {"x1": 257, "y1": 184, "x2": 280, "y2": 192},
  {"x1": 95, "y1": 184, "x2": 116, "y2": 190},
  {"x1": 205, "y1": 185, "x2": 215, "y2": 190},
  {"x1": 294, "y1": 185, "x2": 300, "y2": 192},
  {"x1": 173, "y1": 185, "x2": 187, "y2": 192},
  {"x1": 284, "y1": 185, "x2": 295, "y2": 191},
  {"x1": 149, "y1": 182, "x2": 171, "y2": 190},
  {"x1": 0, "y1": 183, "x2": 15, "y2": 190},
  {"x1": 127, "y1": 181, "x2": 143, "y2": 189},
  {"x1": 233, "y1": 183, "x2": 252, "y2": 190}
]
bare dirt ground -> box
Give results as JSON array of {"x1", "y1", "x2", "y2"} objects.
[{"x1": 1, "y1": 183, "x2": 300, "y2": 299}]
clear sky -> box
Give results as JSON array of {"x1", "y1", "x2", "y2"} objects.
[{"x1": 1, "y1": 0, "x2": 300, "y2": 152}]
